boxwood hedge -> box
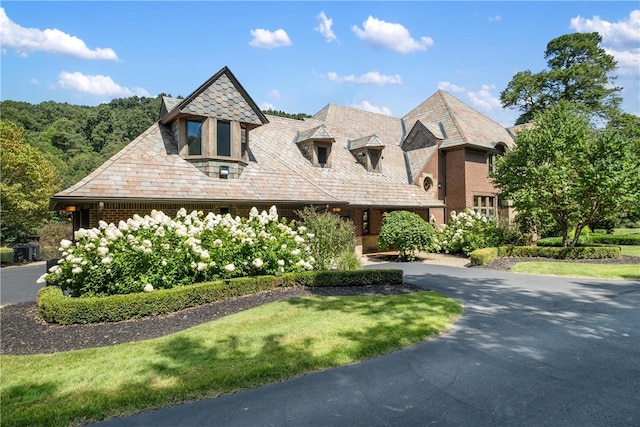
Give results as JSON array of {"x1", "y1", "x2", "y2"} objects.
[
  {"x1": 470, "y1": 245, "x2": 621, "y2": 266},
  {"x1": 37, "y1": 269, "x2": 404, "y2": 325}
]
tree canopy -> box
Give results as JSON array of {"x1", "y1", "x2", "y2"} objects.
[
  {"x1": 492, "y1": 102, "x2": 640, "y2": 246},
  {"x1": 500, "y1": 32, "x2": 622, "y2": 124},
  {"x1": 1, "y1": 120, "x2": 61, "y2": 243}
]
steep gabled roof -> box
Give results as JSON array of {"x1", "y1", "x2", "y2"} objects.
[
  {"x1": 159, "y1": 66, "x2": 268, "y2": 126},
  {"x1": 403, "y1": 90, "x2": 514, "y2": 150}
]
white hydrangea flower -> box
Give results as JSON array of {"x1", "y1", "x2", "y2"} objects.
[
  {"x1": 252, "y1": 258, "x2": 264, "y2": 268},
  {"x1": 225, "y1": 264, "x2": 235, "y2": 272},
  {"x1": 60, "y1": 239, "x2": 73, "y2": 249},
  {"x1": 143, "y1": 284, "x2": 154, "y2": 292},
  {"x1": 277, "y1": 259, "x2": 285, "y2": 266}
]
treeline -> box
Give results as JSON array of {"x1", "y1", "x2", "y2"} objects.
[
  {"x1": 1, "y1": 96, "x2": 167, "y2": 189},
  {"x1": 263, "y1": 109, "x2": 312, "y2": 120}
]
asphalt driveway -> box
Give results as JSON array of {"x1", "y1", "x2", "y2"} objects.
[
  {"x1": 92, "y1": 264, "x2": 640, "y2": 427},
  {"x1": 0, "y1": 262, "x2": 47, "y2": 306}
]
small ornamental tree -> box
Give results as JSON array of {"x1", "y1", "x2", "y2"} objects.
[{"x1": 378, "y1": 211, "x2": 435, "y2": 261}]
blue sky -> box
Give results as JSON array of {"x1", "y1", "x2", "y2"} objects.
[{"x1": 1, "y1": 1, "x2": 638, "y2": 127}]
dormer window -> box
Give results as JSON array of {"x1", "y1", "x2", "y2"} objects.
[
  {"x1": 349, "y1": 134, "x2": 384, "y2": 173},
  {"x1": 187, "y1": 120, "x2": 202, "y2": 156},
  {"x1": 295, "y1": 125, "x2": 336, "y2": 168}
]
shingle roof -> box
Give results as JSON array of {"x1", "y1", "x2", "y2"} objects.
[
  {"x1": 51, "y1": 70, "x2": 518, "y2": 211},
  {"x1": 403, "y1": 90, "x2": 515, "y2": 150}
]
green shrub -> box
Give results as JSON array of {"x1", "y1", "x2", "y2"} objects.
[
  {"x1": 470, "y1": 247, "x2": 498, "y2": 266},
  {"x1": 297, "y1": 207, "x2": 356, "y2": 270},
  {"x1": 434, "y1": 209, "x2": 503, "y2": 255},
  {"x1": 37, "y1": 269, "x2": 404, "y2": 324},
  {"x1": 536, "y1": 236, "x2": 590, "y2": 247},
  {"x1": 38, "y1": 222, "x2": 73, "y2": 247},
  {"x1": 496, "y1": 245, "x2": 620, "y2": 259},
  {"x1": 379, "y1": 211, "x2": 434, "y2": 261},
  {"x1": 335, "y1": 250, "x2": 362, "y2": 270},
  {"x1": 591, "y1": 235, "x2": 640, "y2": 245},
  {"x1": 0, "y1": 247, "x2": 13, "y2": 263}
]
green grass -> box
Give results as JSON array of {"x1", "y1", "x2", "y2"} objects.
[
  {"x1": 613, "y1": 228, "x2": 640, "y2": 235},
  {"x1": 511, "y1": 262, "x2": 640, "y2": 280},
  {"x1": 621, "y1": 246, "x2": 640, "y2": 257},
  {"x1": 1, "y1": 291, "x2": 462, "y2": 427}
]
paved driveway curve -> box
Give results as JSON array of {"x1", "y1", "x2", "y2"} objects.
[{"x1": 93, "y1": 264, "x2": 639, "y2": 426}]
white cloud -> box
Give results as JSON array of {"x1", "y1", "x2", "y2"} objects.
[
  {"x1": 58, "y1": 71, "x2": 149, "y2": 97},
  {"x1": 351, "y1": 16, "x2": 433, "y2": 54},
  {"x1": 488, "y1": 15, "x2": 502, "y2": 22},
  {"x1": 260, "y1": 102, "x2": 275, "y2": 111},
  {"x1": 0, "y1": 7, "x2": 118, "y2": 60},
  {"x1": 249, "y1": 28, "x2": 292, "y2": 49},
  {"x1": 351, "y1": 100, "x2": 392, "y2": 116},
  {"x1": 315, "y1": 11, "x2": 337, "y2": 43},
  {"x1": 268, "y1": 89, "x2": 281, "y2": 100},
  {"x1": 438, "y1": 81, "x2": 466, "y2": 93},
  {"x1": 467, "y1": 85, "x2": 503, "y2": 112},
  {"x1": 570, "y1": 10, "x2": 640, "y2": 75},
  {"x1": 29, "y1": 77, "x2": 39, "y2": 85},
  {"x1": 327, "y1": 71, "x2": 402, "y2": 85}
]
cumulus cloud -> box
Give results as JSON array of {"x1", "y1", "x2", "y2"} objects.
[
  {"x1": 249, "y1": 28, "x2": 292, "y2": 49},
  {"x1": 327, "y1": 71, "x2": 402, "y2": 85},
  {"x1": 467, "y1": 85, "x2": 503, "y2": 112},
  {"x1": 351, "y1": 16, "x2": 433, "y2": 53},
  {"x1": 260, "y1": 102, "x2": 275, "y2": 111},
  {"x1": 58, "y1": 71, "x2": 149, "y2": 97},
  {"x1": 351, "y1": 100, "x2": 392, "y2": 116},
  {"x1": 315, "y1": 11, "x2": 337, "y2": 43},
  {"x1": 438, "y1": 81, "x2": 466, "y2": 93},
  {"x1": 488, "y1": 15, "x2": 502, "y2": 22},
  {"x1": 268, "y1": 89, "x2": 281, "y2": 100},
  {"x1": 570, "y1": 10, "x2": 640, "y2": 75},
  {"x1": 0, "y1": 7, "x2": 118, "y2": 60}
]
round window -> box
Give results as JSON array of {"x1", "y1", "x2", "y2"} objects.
[{"x1": 423, "y1": 177, "x2": 433, "y2": 192}]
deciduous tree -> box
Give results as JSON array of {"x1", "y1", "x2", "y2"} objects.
[
  {"x1": 492, "y1": 102, "x2": 640, "y2": 246},
  {"x1": 1, "y1": 121, "x2": 61, "y2": 243}
]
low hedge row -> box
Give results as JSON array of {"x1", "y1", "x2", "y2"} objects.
[
  {"x1": 537, "y1": 235, "x2": 640, "y2": 247},
  {"x1": 591, "y1": 235, "x2": 640, "y2": 245},
  {"x1": 37, "y1": 269, "x2": 404, "y2": 325},
  {"x1": 470, "y1": 245, "x2": 622, "y2": 266}
]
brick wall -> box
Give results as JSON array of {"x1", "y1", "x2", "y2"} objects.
[
  {"x1": 465, "y1": 149, "x2": 498, "y2": 205},
  {"x1": 445, "y1": 148, "x2": 467, "y2": 214}
]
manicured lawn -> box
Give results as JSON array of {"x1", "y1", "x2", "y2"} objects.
[
  {"x1": 620, "y1": 245, "x2": 640, "y2": 257},
  {"x1": 613, "y1": 228, "x2": 640, "y2": 235},
  {"x1": 1, "y1": 291, "x2": 462, "y2": 427},
  {"x1": 511, "y1": 262, "x2": 640, "y2": 280}
]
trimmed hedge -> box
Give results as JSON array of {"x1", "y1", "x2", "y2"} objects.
[
  {"x1": 591, "y1": 235, "x2": 640, "y2": 245},
  {"x1": 537, "y1": 235, "x2": 640, "y2": 247},
  {"x1": 470, "y1": 245, "x2": 622, "y2": 267},
  {"x1": 470, "y1": 248, "x2": 498, "y2": 266},
  {"x1": 37, "y1": 269, "x2": 404, "y2": 325},
  {"x1": 0, "y1": 248, "x2": 12, "y2": 263}
]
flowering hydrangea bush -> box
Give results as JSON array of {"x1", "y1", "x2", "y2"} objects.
[
  {"x1": 433, "y1": 209, "x2": 502, "y2": 255},
  {"x1": 39, "y1": 206, "x2": 314, "y2": 297}
]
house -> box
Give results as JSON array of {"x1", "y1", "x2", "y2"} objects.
[{"x1": 50, "y1": 66, "x2": 517, "y2": 254}]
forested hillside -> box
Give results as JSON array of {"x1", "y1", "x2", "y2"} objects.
[{"x1": 1, "y1": 95, "x2": 167, "y2": 189}]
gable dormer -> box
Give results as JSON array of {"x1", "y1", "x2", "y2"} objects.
[
  {"x1": 159, "y1": 67, "x2": 268, "y2": 178},
  {"x1": 401, "y1": 120, "x2": 442, "y2": 152},
  {"x1": 295, "y1": 124, "x2": 335, "y2": 168},
  {"x1": 348, "y1": 134, "x2": 384, "y2": 173}
]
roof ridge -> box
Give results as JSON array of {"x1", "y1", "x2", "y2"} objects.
[{"x1": 438, "y1": 90, "x2": 467, "y2": 143}]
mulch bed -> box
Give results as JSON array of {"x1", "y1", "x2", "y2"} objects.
[
  {"x1": 0, "y1": 284, "x2": 421, "y2": 356},
  {"x1": 3, "y1": 255, "x2": 638, "y2": 356}
]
